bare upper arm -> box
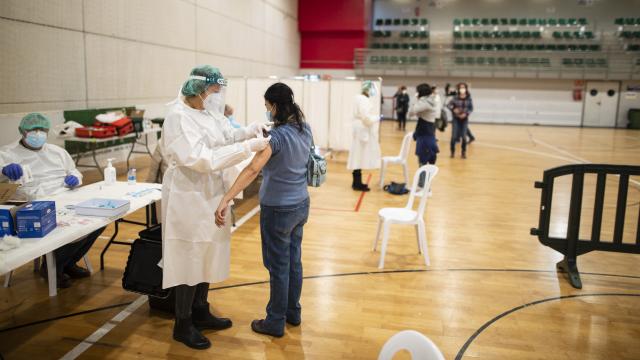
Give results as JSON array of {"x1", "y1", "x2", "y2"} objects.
[{"x1": 248, "y1": 145, "x2": 272, "y2": 173}]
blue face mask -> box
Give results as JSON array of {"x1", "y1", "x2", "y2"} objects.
[
  {"x1": 25, "y1": 130, "x2": 47, "y2": 148},
  {"x1": 265, "y1": 111, "x2": 272, "y2": 122}
]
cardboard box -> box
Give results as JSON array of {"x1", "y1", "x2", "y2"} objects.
[
  {"x1": 16, "y1": 201, "x2": 57, "y2": 238},
  {"x1": 0, "y1": 183, "x2": 26, "y2": 236}
]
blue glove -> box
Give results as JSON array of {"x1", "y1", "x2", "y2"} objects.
[
  {"x1": 64, "y1": 175, "x2": 80, "y2": 188},
  {"x1": 2, "y1": 163, "x2": 23, "y2": 181}
]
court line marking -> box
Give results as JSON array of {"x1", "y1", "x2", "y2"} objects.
[
  {"x1": 354, "y1": 174, "x2": 372, "y2": 212},
  {"x1": 58, "y1": 204, "x2": 261, "y2": 359},
  {"x1": 4, "y1": 268, "x2": 640, "y2": 334},
  {"x1": 473, "y1": 142, "x2": 577, "y2": 163},
  {"x1": 454, "y1": 293, "x2": 640, "y2": 360}
]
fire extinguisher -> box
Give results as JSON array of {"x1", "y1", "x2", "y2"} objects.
[{"x1": 573, "y1": 88, "x2": 583, "y2": 101}]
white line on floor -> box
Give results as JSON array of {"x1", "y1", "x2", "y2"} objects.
[
  {"x1": 473, "y1": 142, "x2": 577, "y2": 163},
  {"x1": 59, "y1": 205, "x2": 261, "y2": 359}
]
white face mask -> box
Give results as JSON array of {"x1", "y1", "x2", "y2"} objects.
[
  {"x1": 402, "y1": 90, "x2": 407, "y2": 94},
  {"x1": 203, "y1": 92, "x2": 225, "y2": 114},
  {"x1": 459, "y1": 88, "x2": 467, "y2": 95}
]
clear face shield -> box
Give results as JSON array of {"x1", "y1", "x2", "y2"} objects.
[{"x1": 188, "y1": 75, "x2": 227, "y2": 115}]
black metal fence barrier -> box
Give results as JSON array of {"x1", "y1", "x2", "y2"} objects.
[{"x1": 531, "y1": 164, "x2": 640, "y2": 288}]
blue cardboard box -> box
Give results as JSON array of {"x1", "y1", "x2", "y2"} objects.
[
  {"x1": 16, "y1": 201, "x2": 57, "y2": 238},
  {"x1": 0, "y1": 204, "x2": 26, "y2": 236}
]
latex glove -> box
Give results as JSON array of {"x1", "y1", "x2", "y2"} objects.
[
  {"x1": 2, "y1": 163, "x2": 23, "y2": 181},
  {"x1": 244, "y1": 136, "x2": 271, "y2": 152},
  {"x1": 245, "y1": 121, "x2": 273, "y2": 138},
  {"x1": 64, "y1": 175, "x2": 80, "y2": 188}
]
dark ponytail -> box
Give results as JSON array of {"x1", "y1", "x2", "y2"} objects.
[{"x1": 264, "y1": 82, "x2": 306, "y2": 131}]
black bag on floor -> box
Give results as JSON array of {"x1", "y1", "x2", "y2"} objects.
[
  {"x1": 383, "y1": 182, "x2": 409, "y2": 195},
  {"x1": 122, "y1": 224, "x2": 171, "y2": 299}
]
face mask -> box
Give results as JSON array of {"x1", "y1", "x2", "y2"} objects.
[
  {"x1": 402, "y1": 90, "x2": 407, "y2": 94},
  {"x1": 265, "y1": 111, "x2": 272, "y2": 122},
  {"x1": 459, "y1": 88, "x2": 467, "y2": 95},
  {"x1": 203, "y1": 92, "x2": 224, "y2": 113},
  {"x1": 25, "y1": 130, "x2": 47, "y2": 148}
]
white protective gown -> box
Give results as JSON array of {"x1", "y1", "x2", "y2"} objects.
[
  {"x1": 161, "y1": 98, "x2": 252, "y2": 288},
  {"x1": 347, "y1": 94, "x2": 382, "y2": 170},
  {"x1": 0, "y1": 141, "x2": 82, "y2": 201}
]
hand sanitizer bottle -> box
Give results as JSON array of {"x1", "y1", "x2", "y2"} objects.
[{"x1": 104, "y1": 158, "x2": 116, "y2": 185}]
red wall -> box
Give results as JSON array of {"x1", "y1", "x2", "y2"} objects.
[{"x1": 299, "y1": 0, "x2": 371, "y2": 69}]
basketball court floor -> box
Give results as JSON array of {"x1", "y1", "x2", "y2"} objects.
[{"x1": 1, "y1": 121, "x2": 639, "y2": 359}]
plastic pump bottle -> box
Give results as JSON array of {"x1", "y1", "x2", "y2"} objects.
[{"x1": 104, "y1": 158, "x2": 116, "y2": 185}]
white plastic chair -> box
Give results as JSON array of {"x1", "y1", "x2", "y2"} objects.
[
  {"x1": 378, "y1": 330, "x2": 445, "y2": 360},
  {"x1": 379, "y1": 133, "x2": 413, "y2": 188},
  {"x1": 373, "y1": 165, "x2": 438, "y2": 269}
]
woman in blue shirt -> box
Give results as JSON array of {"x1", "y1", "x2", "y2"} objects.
[{"x1": 215, "y1": 82, "x2": 313, "y2": 338}]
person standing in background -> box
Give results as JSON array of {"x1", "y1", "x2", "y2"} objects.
[
  {"x1": 394, "y1": 86, "x2": 410, "y2": 131},
  {"x1": 408, "y1": 84, "x2": 440, "y2": 186},
  {"x1": 348, "y1": 80, "x2": 381, "y2": 192},
  {"x1": 445, "y1": 83, "x2": 476, "y2": 144},
  {"x1": 447, "y1": 82, "x2": 474, "y2": 159}
]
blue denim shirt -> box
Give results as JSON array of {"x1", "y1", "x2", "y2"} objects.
[{"x1": 259, "y1": 122, "x2": 313, "y2": 206}]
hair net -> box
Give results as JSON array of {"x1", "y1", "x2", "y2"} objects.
[
  {"x1": 362, "y1": 80, "x2": 377, "y2": 96},
  {"x1": 19, "y1": 113, "x2": 51, "y2": 132},
  {"x1": 181, "y1": 65, "x2": 227, "y2": 96}
]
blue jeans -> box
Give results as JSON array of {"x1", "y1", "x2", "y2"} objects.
[
  {"x1": 450, "y1": 118, "x2": 468, "y2": 154},
  {"x1": 259, "y1": 197, "x2": 310, "y2": 331}
]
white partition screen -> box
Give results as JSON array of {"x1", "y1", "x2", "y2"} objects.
[
  {"x1": 246, "y1": 78, "x2": 276, "y2": 124},
  {"x1": 225, "y1": 77, "x2": 247, "y2": 126},
  {"x1": 302, "y1": 81, "x2": 330, "y2": 148}
]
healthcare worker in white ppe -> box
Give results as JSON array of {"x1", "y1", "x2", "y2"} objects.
[
  {"x1": 347, "y1": 80, "x2": 381, "y2": 192},
  {"x1": 161, "y1": 65, "x2": 271, "y2": 350}
]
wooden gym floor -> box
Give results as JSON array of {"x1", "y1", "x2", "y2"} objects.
[{"x1": 1, "y1": 121, "x2": 639, "y2": 359}]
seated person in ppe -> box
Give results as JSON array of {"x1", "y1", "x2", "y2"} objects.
[
  {"x1": 0, "y1": 113, "x2": 105, "y2": 288},
  {"x1": 224, "y1": 104, "x2": 242, "y2": 129}
]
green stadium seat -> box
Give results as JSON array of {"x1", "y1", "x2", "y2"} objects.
[
  {"x1": 505, "y1": 44, "x2": 515, "y2": 51},
  {"x1": 382, "y1": 43, "x2": 391, "y2": 49},
  {"x1": 528, "y1": 18, "x2": 537, "y2": 26},
  {"x1": 502, "y1": 30, "x2": 511, "y2": 38},
  {"x1": 402, "y1": 19, "x2": 410, "y2": 26},
  {"x1": 548, "y1": 18, "x2": 557, "y2": 26},
  {"x1": 552, "y1": 31, "x2": 562, "y2": 39},
  {"x1": 497, "y1": 57, "x2": 507, "y2": 65},
  {"x1": 379, "y1": 56, "x2": 389, "y2": 64},
  {"x1": 500, "y1": 18, "x2": 509, "y2": 25},
  {"x1": 481, "y1": 18, "x2": 489, "y2": 25},
  {"x1": 614, "y1": 18, "x2": 624, "y2": 25},
  {"x1": 464, "y1": 44, "x2": 473, "y2": 50},
  {"x1": 474, "y1": 44, "x2": 483, "y2": 50},
  {"x1": 559, "y1": 18, "x2": 567, "y2": 26},
  {"x1": 538, "y1": 18, "x2": 547, "y2": 26},
  {"x1": 495, "y1": 44, "x2": 505, "y2": 51},
  {"x1": 472, "y1": 18, "x2": 480, "y2": 26},
  {"x1": 399, "y1": 31, "x2": 408, "y2": 38},
  {"x1": 375, "y1": 19, "x2": 384, "y2": 26},
  {"x1": 573, "y1": 31, "x2": 583, "y2": 39},
  {"x1": 562, "y1": 58, "x2": 572, "y2": 66},
  {"x1": 419, "y1": 43, "x2": 429, "y2": 50},
  {"x1": 579, "y1": 44, "x2": 588, "y2": 51},
  {"x1": 476, "y1": 57, "x2": 486, "y2": 65},
  {"x1": 522, "y1": 31, "x2": 531, "y2": 38},
  {"x1": 453, "y1": 18, "x2": 462, "y2": 26},
  {"x1": 482, "y1": 31, "x2": 491, "y2": 38},
  {"x1": 463, "y1": 18, "x2": 471, "y2": 26},
  {"x1": 411, "y1": 18, "x2": 419, "y2": 26},
  {"x1": 409, "y1": 56, "x2": 418, "y2": 64},
  {"x1": 514, "y1": 44, "x2": 524, "y2": 51},
  {"x1": 453, "y1": 44, "x2": 463, "y2": 50},
  {"x1": 391, "y1": 43, "x2": 400, "y2": 49},
  {"x1": 574, "y1": 58, "x2": 584, "y2": 66},
  {"x1": 493, "y1": 31, "x2": 501, "y2": 38},
  {"x1": 519, "y1": 18, "x2": 527, "y2": 25},
  {"x1": 532, "y1": 31, "x2": 542, "y2": 38},
  {"x1": 589, "y1": 44, "x2": 600, "y2": 51},
  {"x1": 420, "y1": 18, "x2": 428, "y2": 25},
  {"x1": 568, "y1": 18, "x2": 577, "y2": 26},
  {"x1": 454, "y1": 31, "x2": 462, "y2": 38},
  {"x1": 634, "y1": 31, "x2": 640, "y2": 39},
  {"x1": 512, "y1": 31, "x2": 522, "y2": 38},
  {"x1": 525, "y1": 44, "x2": 535, "y2": 51},
  {"x1": 371, "y1": 43, "x2": 381, "y2": 49},
  {"x1": 510, "y1": 18, "x2": 518, "y2": 25},
  {"x1": 578, "y1": 18, "x2": 587, "y2": 25},
  {"x1": 401, "y1": 43, "x2": 410, "y2": 50},
  {"x1": 629, "y1": 44, "x2": 640, "y2": 51},
  {"x1": 568, "y1": 44, "x2": 578, "y2": 51},
  {"x1": 419, "y1": 31, "x2": 429, "y2": 38},
  {"x1": 546, "y1": 44, "x2": 556, "y2": 51},
  {"x1": 384, "y1": 31, "x2": 391, "y2": 37},
  {"x1": 473, "y1": 31, "x2": 481, "y2": 38},
  {"x1": 491, "y1": 18, "x2": 499, "y2": 25},
  {"x1": 536, "y1": 44, "x2": 546, "y2": 51},
  {"x1": 399, "y1": 56, "x2": 408, "y2": 63},
  {"x1": 487, "y1": 57, "x2": 496, "y2": 65},
  {"x1": 557, "y1": 44, "x2": 567, "y2": 51},
  {"x1": 563, "y1": 31, "x2": 572, "y2": 39},
  {"x1": 390, "y1": 56, "x2": 399, "y2": 63},
  {"x1": 585, "y1": 31, "x2": 594, "y2": 39},
  {"x1": 393, "y1": 18, "x2": 401, "y2": 26},
  {"x1": 625, "y1": 18, "x2": 635, "y2": 25},
  {"x1": 464, "y1": 31, "x2": 472, "y2": 38},
  {"x1": 621, "y1": 31, "x2": 632, "y2": 39}
]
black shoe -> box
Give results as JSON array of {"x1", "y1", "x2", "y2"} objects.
[
  {"x1": 286, "y1": 317, "x2": 301, "y2": 326},
  {"x1": 352, "y1": 183, "x2": 370, "y2": 192},
  {"x1": 192, "y1": 304, "x2": 232, "y2": 331},
  {"x1": 251, "y1": 319, "x2": 284, "y2": 337},
  {"x1": 173, "y1": 318, "x2": 211, "y2": 349},
  {"x1": 39, "y1": 266, "x2": 72, "y2": 288},
  {"x1": 462, "y1": 152, "x2": 467, "y2": 159},
  {"x1": 468, "y1": 137, "x2": 475, "y2": 144},
  {"x1": 450, "y1": 152, "x2": 455, "y2": 158},
  {"x1": 64, "y1": 264, "x2": 91, "y2": 279}
]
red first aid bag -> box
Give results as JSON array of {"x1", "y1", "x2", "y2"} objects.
[{"x1": 94, "y1": 116, "x2": 134, "y2": 136}]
